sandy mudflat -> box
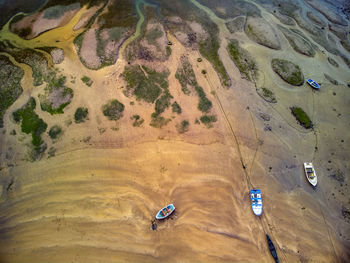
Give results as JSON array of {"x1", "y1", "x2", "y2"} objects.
[
  {"x1": 0, "y1": 0, "x2": 350, "y2": 262},
  {"x1": 0, "y1": 140, "x2": 345, "y2": 262}
]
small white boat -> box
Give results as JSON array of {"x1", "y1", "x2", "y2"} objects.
[
  {"x1": 250, "y1": 189, "x2": 263, "y2": 216},
  {"x1": 155, "y1": 204, "x2": 175, "y2": 220},
  {"x1": 304, "y1": 162, "x2": 317, "y2": 187}
]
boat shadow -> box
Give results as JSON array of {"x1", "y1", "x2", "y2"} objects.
[{"x1": 151, "y1": 210, "x2": 178, "y2": 231}]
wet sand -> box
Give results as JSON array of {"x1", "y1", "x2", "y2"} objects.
[{"x1": 1, "y1": 0, "x2": 350, "y2": 262}]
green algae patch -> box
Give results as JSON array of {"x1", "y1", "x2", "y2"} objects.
[
  {"x1": 102, "y1": 99, "x2": 125, "y2": 121},
  {"x1": 291, "y1": 106, "x2": 312, "y2": 129},
  {"x1": 227, "y1": 39, "x2": 257, "y2": 81},
  {"x1": 13, "y1": 97, "x2": 47, "y2": 159},
  {"x1": 271, "y1": 59, "x2": 304, "y2": 86},
  {"x1": 74, "y1": 107, "x2": 89, "y2": 123},
  {"x1": 0, "y1": 55, "x2": 24, "y2": 127}
]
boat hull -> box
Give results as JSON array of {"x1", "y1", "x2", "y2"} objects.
[
  {"x1": 155, "y1": 204, "x2": 175, "y2": 220},
  {"x1": 250, "y1": 189, "x2": 263, "y2": 216},
  {"x1": 307, "y1": 79, "x2": 320, "y2": 90},
  {"x1": 266, "y1": 234, "x2": 279, "y2": 263},
  {"x1": 304, "y1": 162, "x2": 317, "y2": 187}
]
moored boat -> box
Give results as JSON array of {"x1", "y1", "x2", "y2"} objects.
[
  {"x1": 155, "y1": 204, "x2": 175, "y2": 220},
  {"x1": 250, "y1": 189, "x2": 263, "y2": 216},
  {"x1": 307, "y1": 78, "x2": 320, "y2": 89},
  {"x1": 304, "y1": 162, "x2": 317, "y2": 187},
  {"x1": 266, "y1": 234, "x2": 279, "y2": 263}
]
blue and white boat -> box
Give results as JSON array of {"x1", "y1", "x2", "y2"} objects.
[
  {"x1": 250, "y1": 189, "x2": 263, "y2": 216},
  {"x1": 307, "y1": 78, "x2": 320, "y2": 89},
  {"x1": 155, "y1": 204, "x2": 175, "y2": 220}
]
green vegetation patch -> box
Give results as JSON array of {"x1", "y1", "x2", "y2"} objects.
[
  {"x1": 48, "y1": 125, "x2": 62, "y2": 140},
  {"x1": 259, "y1": 87, "x2": 277, "y2": 103},
  {"x1": 172, "y1": 101, "x2": 182, "y2": 114},
  {"x1": 156, "y1": 0, "x2": 231, "y2": 86},
  {"x1": 166, "y1": 46, "x2": 172, "y2": 57},
  {"x1": 131, "y1": 114, "x2": 144, "y2": 127},
  {"x1": 176, "y1": 120, "x2": 189, "y2": 133},
  {"x1": 200, "y1": 114, "x2": 217, "y2": 128},
  {"x1": 74, "y1": 107, "x2": 89, "y2": 123},
  {"x1": 227, "y1": 39, "x2": 257, "y2": 81},
  {"x1": 13, "y1": 97, "x2": 47, "y2": 157},
  {"x1": 150, "y1": 114, "x2": 171, "y2": 128},
  {"x1": 154, "y1": 90, "x2": 173, "y2": 116},
  {"x1": 290, "y1": 106, "x2": 312, "y2": 129},
  {"x1": 81, "y1": 75, "x2": 93, "y2": 87},
  {"x1": 175, "y1": 56, "x2": 197, "y2": 95},
  {"x1": 0, "y1": 55, "x2": 24, "y2": 127},
  {"x1": 39, "y1": 75, "x2": 73, "y2": 115},
  {"x1": 176, "y1": 56, "x2": 212, "y2": 113},
  {"x1": 123, "y1": 65, "x2": 169, "y2": 103},
  {"x1": 11, "y1": 49, "x2": 51, "y2": 86},
  {"x1": 199, "y1": 38, "x2": 230, "y2": 87},
  {"x1": 271, "y1": 59, "x2": 304, "y2": 86},
  {"x1": 124, "y1": 64, "x2": 173, "y2": 128},
  {"x1": 195, "y1": 85, "x2": 212, "y2": 113},
  {"x1": 102, "y1": 99, "x2": 125, "y2": 121}
]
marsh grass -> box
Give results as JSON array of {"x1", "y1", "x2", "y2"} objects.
[
  {"x1": 261, "y1": 87, "x2": 277, "y2": 103},
  {"x1": 200, "y1": 114, "x2": 217, "y2": 128},
  {"x1": 0, "y1": 55, "x2": 24, "y2": 127},
  {"x1": 102, "y1": 99, "x2": 125, "y2": 121},
  {"x1": 48, "y1": 125, "x2": 62, "y2": 139},
  {"x1": 166, "y1": 46, "x2": 172, "y2": 57},
  {"x1": 124, "y1": 65, "x2": 169, "y2": 103},
  {"x1": 272, "y1": 59, "x2": 304, "y2": 86},
  {"x1": 291, "y1": 106, "x2": 312, "y2": 129},
  {"x1": 176, "y1": 57, "x2": 212, "y2": 113},
  {"x1": 150, "y1": 114, "x2": 171, "y2": 128},
  {"x1": 154, "y1": 90, "x2": 173, "y2": 116},
  {"x1": 131, "y1": 114, "x2": 144, "y2": 127},
  {"x1": 176, "y1": 120, "x2": 189, "y2": 133},
  {"x1": 227, "y1": 39, "x2": 257, "y2": 81},
  {"x1": 74, "y1": 107, "x2": 89, "y2": 123},
  {"x1": 123, "y1": 63, "x2": 174, "y2": 128},
  {"x1": 81, "y1": 75, "x2": 93, "y2": 87},
  {"x1": 171, "y1": 101, "x2": 182, "y2": 114},
  {"x1": 13, "y1": 97, "x2": 47, "y2": 158}
]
